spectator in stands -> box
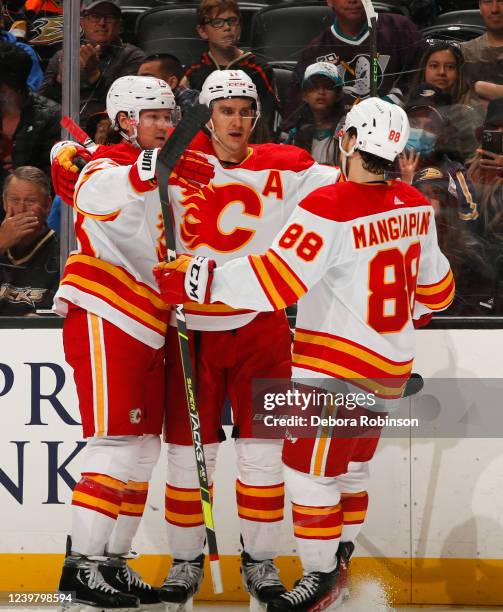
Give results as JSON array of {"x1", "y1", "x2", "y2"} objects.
[
  {"x1": 138, "y1": 53, "x2": 199, "y2": 114},
  {"x1": 0, "y1": 40, "x2": 60, "y2": 222},
  {"x1": 281, "y1": 0, "x2": 425, "y2": 130},
  {"x1": 0, "y1": 166, "x2": 59, "y2": 315},
  {"x1": 280, "y1": 62, "x2": 344, "y2": 165},
  {"x1": 184, "y1": 0, "x2": 278, "y2": 129},
  {"x1": 413, "y1": 165, "x2": 492, "y2": 315},
  {"x1": 468, "y1": 98, "x2": 503, "y2": 240},
  {"x1": 39, "y1": 0, "x2": 145, "y2": 129},
  {"x1": 409, "y1": 40, "x2": 490, "y2": 161},
  {"x1": 399, "y1": 83, "x2": 480, "y2": 228},
  {"x1": 0, "y1": 0, "x2": 43, "y2": 90},
  {"x1": 461, "y1": 0, "x2": 503, "y2": 88}
]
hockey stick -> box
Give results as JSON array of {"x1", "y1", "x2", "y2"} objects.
[
  {"x1": 155, "y1": 104, "x2": 224, "y2": 595},
  {"x1": 361, "y1": 0, "x2": 378, "y2": 97},
  {"x1": 61, "y1": 110, "x2": 224, "y2": 594},
  {"x1": 60, "y1": 116, "x2": 96, "y2": 149}
]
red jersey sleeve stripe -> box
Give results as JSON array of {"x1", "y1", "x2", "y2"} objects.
[
  {"x1": 249, "y1": 254, "x2": 287, "y2": 309},
  {"x1": 265, "y1": 250, "x2": 307, "y2": 299}
]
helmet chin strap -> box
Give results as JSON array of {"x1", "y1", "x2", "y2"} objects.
[
  {"x1": 119, "y1": 111, "x2": 141, "y2": 148},
  {"x1": 338, "y1": 136, "x2": 357, "y2": 179}
]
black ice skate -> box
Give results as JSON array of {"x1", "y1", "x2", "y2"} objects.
[
  {"x1": 158, "y1": 553, "x2": 204, "y2": 611},
  {"x1": 58, "y1": 554, "x2": 139, "y2": 610},
  {"x1": 266, "y1": 563, "x2": 343, "y2": 612},
  {"x1": 99, "y1": 554, "x2": 163, "y2": 608},
  {"x1": 241, "y1": 551, "x2": 286, "y2": 610},
  {"x1": 336, "y1": 541, "x2": 354, "y2": 604}
]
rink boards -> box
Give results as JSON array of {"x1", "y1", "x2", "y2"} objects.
[{"x1": 0, "y1": 325, "x2": 502, "y2": 606}]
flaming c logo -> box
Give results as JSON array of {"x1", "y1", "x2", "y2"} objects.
[{"x1": 180, "y1": 183, "x2": 262, "y2": 252}]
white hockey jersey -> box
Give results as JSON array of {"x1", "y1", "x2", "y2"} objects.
[
  {"x1": 167, "y1": 132, "x2": 340, "y2": 331},
  {"x1": 211, "y1": 179, "x2": 455, "y2": 399},
  {"x1": 53, "y1": 142, "x2": 169, "y2": 349}
]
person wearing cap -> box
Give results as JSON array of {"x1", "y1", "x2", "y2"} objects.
[
  {"x1": 281, "y1": 61, "x2": 345, "y2": 165},
  {"x1": 0, "y1": 40, "x2": 60, "y2": 221},
  {"x1": 281, "y1": 0, "x2": 426, "y2": 131},
  {"x1": 413, "y1": 164, "x2": 491, "y2": 316},
  {"x1": 399, "y1": 83, "x2": 480, "y2": 230},
  {"x1": 39, "y1": 0, "x2": 145, "y2": 129}
]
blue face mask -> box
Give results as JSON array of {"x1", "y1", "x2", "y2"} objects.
[{"x1": 406, "y1": 128, "x2": 437, "y2": 157}]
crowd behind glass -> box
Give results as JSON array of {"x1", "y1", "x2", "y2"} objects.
[{"x1": 1, "y1": 0, "x2": 502, "y2": 317}]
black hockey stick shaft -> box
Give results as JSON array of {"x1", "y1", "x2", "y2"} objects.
[
  {"x1": 362, "y1": 0, "x2": 378, "y2": 97},
  {"x1": 156, "y1": 104, "x2": 223, "y2": 595}
]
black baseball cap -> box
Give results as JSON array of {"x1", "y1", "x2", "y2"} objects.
[{"x1": 405, "y1": 83, "x2": 452, "y2": 121}]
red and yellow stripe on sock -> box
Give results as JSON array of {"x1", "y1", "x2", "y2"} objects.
[
  {"x1": 119, "y1": 480, "x2": 148, "y2": 518},
  {"x1": 165, "y1": 483, "x2": 214, "y2": 527},
  {"x1": 341, "y1": 491, "x2": 368, "y2": 527},
  {"x1": 236, "y1": 480, "x2": 284, "y2": 523},
  {"x1": 292, "y1": 502, "x2": 342, "y2": 540},
  {"x1": 72, "y1": 473, "x2": 126, "y2": 519}
]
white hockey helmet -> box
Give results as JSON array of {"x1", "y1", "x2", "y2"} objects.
[
  {"x1": 199, "y1": 69, "x2": 260, "y2": 111},
  {"x1": 340, "y1": 97, "x2": 410, "y2": 162},
  {"x1": 106, "y1": 75, "x2": 176, "y2": 126}
]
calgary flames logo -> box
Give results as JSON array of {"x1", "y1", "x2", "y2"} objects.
[{"x1": 179, "y1": 183, "x2": 262, "y2": 252}]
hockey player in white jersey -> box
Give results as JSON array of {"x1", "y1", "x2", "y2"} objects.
[
  {"x1": 156, "y1": 70, "x2": 341, "y2": 611},
  {"x1": 52, "y1": 76, "x2": 213, "y2": 610},
  {"x1": 154, "y1": 98, "x2": 455, "y2": 611}
]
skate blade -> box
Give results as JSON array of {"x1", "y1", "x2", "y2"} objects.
[
  {"x1": 163, "y1": 598, "x2": 193, "y2": 612},
  {"x1": 308, "y1": 586, "x2": 347, "y2": 611},
  {"x1": 250, "y1": 596, "x2": 266, "y2": 612}
]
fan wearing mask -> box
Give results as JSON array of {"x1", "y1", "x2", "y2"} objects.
[{"x1": 398, "y1": 83, "x2": 480, "y2": 231}]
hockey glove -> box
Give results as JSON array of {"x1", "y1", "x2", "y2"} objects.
[
  {"x1": 169, "y1": 151, "x2": 215, "y2": 189},
  {"x1": 50, "y1": 142, "x2": 92, "y2": 206},
  {"x1": 154, "y1": 255, "x2": 215, "y2": 304}
]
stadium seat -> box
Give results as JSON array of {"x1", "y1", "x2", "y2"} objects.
[
  {"x1": 421, "y1": 23, "x2": 486, "y2": 43},
  {"x1": 250, "y1": 1, "x2": 407, "y2": 64},
  {"x1": 269, "y1": 61, "x2": 294, "y2": 114},
  {"x1": 250, "y1": 3, "x2": 333, "y2": 63},
  {"x1": 135, "y1": 3, "x2": 266, "y2": 66},
  {"x1": 433, "y1": 9, "x2": 485, "y2": 27}
]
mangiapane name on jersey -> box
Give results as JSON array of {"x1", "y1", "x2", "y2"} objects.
[{"x1": 352, "y1": 209, "x2": 431, "y2": 250}]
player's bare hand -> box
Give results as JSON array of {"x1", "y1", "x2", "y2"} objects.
[
  {"x1": 399, "y1": 148, "x2": 421, "y2": 184},
  {"x1": 477, "y1": 148, "x2": 503, "y2": 173},
  {"x1": 0, "y1": 212, "x2": 39, "y2": 250}
]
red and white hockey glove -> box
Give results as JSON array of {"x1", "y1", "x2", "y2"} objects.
[
  {"x1": 130, "y1": 149, "x2": 215, "y2": 192},
  {"x1": 154, "y1": 255, "x2": 216, "y2": 304},
  {"x1": 50, "y1": 142, "x2": 92, "y2": 206},
  {"x1": 169, "y1": 151, "x2": 215, "y2": 189}
]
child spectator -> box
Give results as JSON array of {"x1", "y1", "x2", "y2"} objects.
[
  {"x1": 413, "y1": 165, "x2": 492, "y2": 315},
  {"x1": 281, "y1": 62, "x2": 344, "y2": 165},
  {"x1": 184, "y1": 0, "x2": 278, "y2": 129},
  {"x1": 282, "y1": 0, "x2": 425, "y2": 130},
  {"x1": 399, "y1": 84, "x2": 480, "y2": 229}
]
